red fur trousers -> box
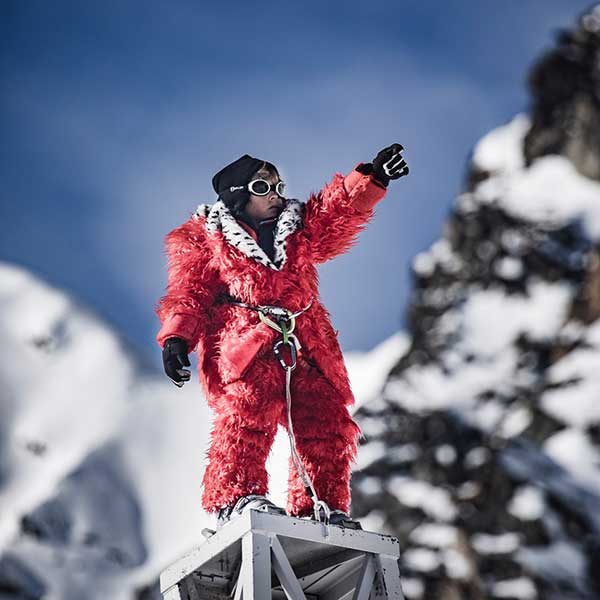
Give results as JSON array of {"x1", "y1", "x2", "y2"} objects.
[{"x1": 201, "y1": 353, "x2": 361, "y2": 516}]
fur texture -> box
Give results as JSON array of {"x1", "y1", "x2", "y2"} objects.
[
  {"x1": 156, "y1": 164, "x2": 387, "y2": 513},
  {"x1": 195, "y1": 198, "x2": 304, "y2": 270}
]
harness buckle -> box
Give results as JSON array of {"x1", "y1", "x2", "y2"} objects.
[{"x1": 262, "y1": 306, "x2": 290, "y2": 319}]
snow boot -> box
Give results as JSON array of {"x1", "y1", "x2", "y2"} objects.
[
  {"x1": 303, "y1": 507, "x2": 363, "y2": 530},
  {"x1": 328, "y1": 510, "x2": 363, "y2": 529},
  {"x1": 216, "y1": 494, "x2": 287, "y2": 530}
]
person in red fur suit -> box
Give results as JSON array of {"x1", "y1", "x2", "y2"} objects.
[{"x1": 156, "y1": 145, "x2": 408, "y2": 527}]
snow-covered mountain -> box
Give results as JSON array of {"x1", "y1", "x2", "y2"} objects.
[
  {"x1": 0, "y1": 261, "x2": 218, "y2": 599},
  {"x1": 352, "y1": 6, "x2": 600, "y2": 600},
  {"x1": 0, "y1": 261, "x2": 403, "y2": 599}
]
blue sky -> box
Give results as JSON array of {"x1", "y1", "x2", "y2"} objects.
[{"x1": 1, "y1": 0, "x2": 594, "y2": 368}]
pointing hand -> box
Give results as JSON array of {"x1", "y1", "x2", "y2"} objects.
[{"x1": 372, "y1": 143, "x2": 409, "y2": 186}]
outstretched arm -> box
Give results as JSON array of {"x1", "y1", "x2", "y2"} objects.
[{"x1": 301, "y1": 144, "x2": 408, "y2": 264}]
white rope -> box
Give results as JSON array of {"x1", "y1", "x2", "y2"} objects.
[{"x1": 284, "y1": 364, "x2": 331, "y2": 524}]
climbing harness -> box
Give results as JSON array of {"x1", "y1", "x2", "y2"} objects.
[{"x1": 227, "y1": 296, "x2": 332, "y2": 526}]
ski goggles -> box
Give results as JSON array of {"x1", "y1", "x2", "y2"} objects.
[{"x1": 230, "y1": 179, "x2": 286, "y2": 197}]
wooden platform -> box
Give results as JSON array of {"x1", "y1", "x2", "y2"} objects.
[{"x1": 160, "y1": 510, "x2": 405, "y2": 599}]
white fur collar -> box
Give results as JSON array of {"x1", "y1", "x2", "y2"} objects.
[{"x1": 194, "y1": 198, "x2": 304, "y2": 270}]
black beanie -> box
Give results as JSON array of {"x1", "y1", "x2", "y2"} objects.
[{"x1": 212, "y1": 154, "x2": 274, "y2": 217}]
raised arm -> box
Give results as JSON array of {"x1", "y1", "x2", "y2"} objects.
[{"x1": 301, "y1": 144, "x2": 408, "y2": 264}]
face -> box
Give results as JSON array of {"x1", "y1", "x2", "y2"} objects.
[{"x1": 244, "y1": 170, "x2": 285, "y2": 222}]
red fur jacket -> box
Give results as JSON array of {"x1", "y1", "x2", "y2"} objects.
[{"x1": 156, "y1": 164, "x2": 387, "y2": 405}]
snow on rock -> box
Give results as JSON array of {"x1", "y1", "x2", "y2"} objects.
[
  {"x1": 508, "y1": 486, "x2": 545, "y2": 521},
  {"x1": 412, "y1": 252, "x2": 436, "y2": 277},
  {"x1": 492, "y1": 577, "x2": 537, "y2": 599},
  {"x1": 344, "y1": 331, "x2": 409, "y2": 409},
  {"x1": 409, "y1": 523, "x2": 458, "y2": 548},
  {"x1": 472, "y1": 112, "x2": 600, "y2": 241},
  {"x1": 471, "y1": 532, "x2": 520, "y2": 555},
  {"x1": 544, "y1": 428, "x2": 600, "y2": 495},
  {"x1": 494, "y1": 255, "x2": 524, "y2": 280},
  {"x1": 499, "y1": 406, "x2": 533, "y2": 439},
  {"x1": 442, "y1": 548, "x2": 472, "y2": 580},
  {"x1": 434, "y1": 444, "x2": 457, "y2": 465},
  {"x1": 403, "y1": 548, "x2": 441, "y2": 573},
  {"x1": 517, "y1": 541, "x2": 587, "y2": 591},
  {"x1": 358, "y1": 509, "x2": 394, "y2": 537},
  {"x1": 387, "y1": 477, "x2": 458, "y2": 521},
  {"x1": 476, "y1": 155, "x2": 600, "y2": 239},
  {"x1": 416, "y1": 239, "x2": 462, "y2": 276},
  {"x1": 547, "y1": 341, "x2": 600, "y2": 383},
  {"x1": 384, "y1": 346, "x2": 516, "y2": 414},
  {"x1": 355, "y1": 476, "x2": 383, "y2": 496},
  {"x1": 400, "y1": 577, "x2": 425, "y2": 599},
  {"x1": 464, "y1": 447, "x2": 491, "y2": 468},
  {"x1": 354, "y1": 440, "x2": 387, "y2": 471},
  {"x1": 388, "y1": 443, "x2": 420, "y2": 464},
  {"x1": 472, "y1": 113, "x2": 530, "y2": 175},
  {"x1": 383, "y1": 277, "x2": 572, "y2": 418},
  {"x1": 458, "y1": 281, "x2": 572, "y2": 357},
  {"x1": 542, "y1": 382, "x2": 600, "y2": 429}
]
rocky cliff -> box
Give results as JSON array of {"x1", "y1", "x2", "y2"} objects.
[{"x1": 352, "y1": 6, "x2": 600, "y2": 600}]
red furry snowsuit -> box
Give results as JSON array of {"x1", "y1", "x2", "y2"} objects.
[{"x1": 156, "y1": 164, "x2": 387, "y2": 516}]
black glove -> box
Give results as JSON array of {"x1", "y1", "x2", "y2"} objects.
[
  {"x1": 162, "y1": 337, "x2": 191, "y2": 387},
  {"x1": 356, "y1": 143, "x2": 409, "y2": 187}
]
